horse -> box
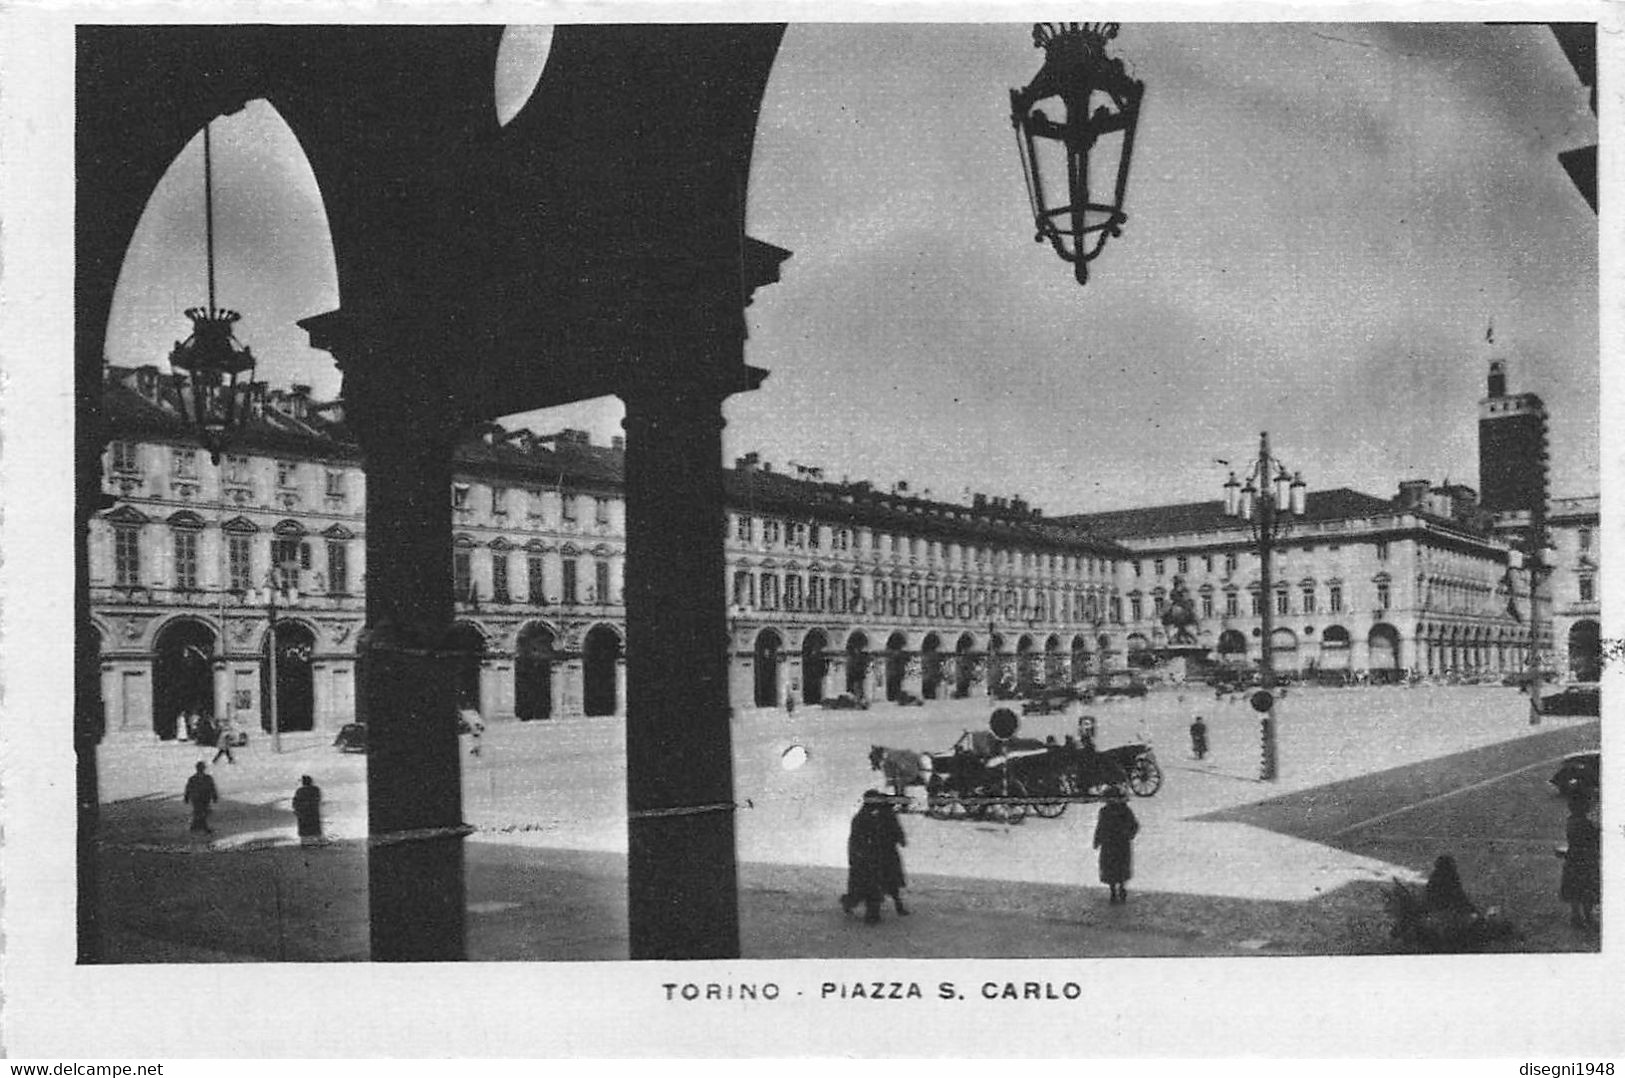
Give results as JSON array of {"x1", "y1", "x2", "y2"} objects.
[{"x1": 868, "y1": 745, "x2": 935, "y2": 797}]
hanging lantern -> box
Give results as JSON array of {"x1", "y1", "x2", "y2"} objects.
[
  {"x1": 1009, "y1": 22, "x2": 1145, "y2": 285},
  {"x1": 170, "y1": 306, "x2": 255, "y2": 463},
  {"x1": 168, "y1": 121, "x2": 256, "y2": 463}
]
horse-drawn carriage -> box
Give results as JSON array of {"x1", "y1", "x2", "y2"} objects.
[{"x1": 870, "y1": 728, "x2": 1162, "y2": 822}]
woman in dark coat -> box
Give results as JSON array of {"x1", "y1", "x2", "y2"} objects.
[
  {"x1": 1559, "y1": 793, "x2": 1600, "y2": 928},
  {"x1": 1093, "y1": 794, "x2": 1140, "y2": 904},
  {"x1": 840, "y1": 790, "x2": 909, "y2": 923},
  {"x1": 292, "y1": 775, "x2": 323, "y2": 846}
]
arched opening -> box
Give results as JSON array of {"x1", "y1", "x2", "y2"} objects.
[
  {"x1": 801, "y1": 629, "x2": 829, "y2": 705},
  {"x1": 1568, "y1": 619, "x2": 1601, "y2": 683},
  {"x1": 920, "y1": 632, "x2": 943, "y2": 700},
  {"x1": 583, "y1": 625, "x2": 622, "y2": 717},
  {"x1": 1368, "y1": 624, "x2": 1401, "y2": 680},
  {"x1": 1269, "y1": 627, "x2": 1299, "y2": 674},
  {"x1": 1125, "y1": 632, "x2": 1152, "y2": 669},
  {"x1": 988, "y1": 633, "x2": 1009, "y2": 696},
  {"x1": 884, "y1": 631, "x2": 908, "y2": 702},
  {"x1": 846, "y1": 631, "x2": 871, "y2": 700},
  {"x1": 955, "y1": 633, "x2": 976, "y2": 697},
  {"x1": 153, "y1": 620, "x2": 217, "y2": 740},
  {"x1": 1015, "y1": 634, "x2": 1038, "y2": 693},
  {"x1": 1319, "y1": 625, "x2": 1351, "y2": 671},
  {"x1": 446, "y1": 621, "x2": 487, "y2": 712},
  {"x1": 1217, "y1": 629, "x2": 1248, "y2": 663},
  {"x1": 1043, "y1": 634, "x2": 1064, "y2": 686},
  {"x1": 753, "y1": 629, "x2": 784, "y2": 708},
  {"x1": 1070, "y1": 634, "x2": 1091, "y2": 681},
  {"x1": 261, "y1": 620, "x2": 316, "y2": 733},
  {"x1": 515, "y1": 623, "x2": 556, "y2": 720}
]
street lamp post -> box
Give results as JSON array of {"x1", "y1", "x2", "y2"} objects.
[
  {"x1": 1223, "y1": 432, "x2": 1306, "y2": 781},
  {"x1": 248, "y1": 567, "x2": 299, "y2": 754}
]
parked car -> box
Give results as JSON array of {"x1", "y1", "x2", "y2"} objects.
[
  {"x1": 334, "y1": 722, "x2": 368, "y2": 753},
  {"x1": 1549, "y1": 750, "x2": 1599, "y2": 798},
  {"x1": 1538, "y1": 685, "x2": 1601, "y2": 717}
]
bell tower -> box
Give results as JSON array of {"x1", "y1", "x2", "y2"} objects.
[{"x1": 1477, "y1": 359, "x2": 1549, "y2": 514}]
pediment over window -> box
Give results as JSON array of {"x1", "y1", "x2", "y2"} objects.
[
  {"x1": 322, "y1": 523, "x2": 356, "y2": 540},
  {"x1": 488, "y1": 536, "x2": 513, "y2": 551},
  {"x1": 222, "y1": 516, "x2": 260, "y2": 534},
  {"x1": 103, "y1": 504, "x2": 149, "y2": 525},
  {"x1": 166, "y1": 510, "x2": 206, "y2": 529},
  {"x1": 272, "y1": 519, "x2": 308, "y2": 537},
  {"x1": 524, "y1": 538, "x2": 549, "y2": 552},
  {"x1": 453, "y1": 533, "x2": 479, "y2": 548}
]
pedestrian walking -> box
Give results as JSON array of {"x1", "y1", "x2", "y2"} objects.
[
  {"x1": 1189, "y1": 715, "x2": 1209, "y2": 761},
  {"x1": 211, "y1": 716, "x2": 236, "y2": 764},
  {"x1": 840, "y1": 789, "x2": 909, "y2": 923},
  {"x1": 1558, "y1": 792, "x2": 1600, "y2": 929},
  {"x1": 183, "y1": 761, "x2": 218, "y2": 834},
  {"x1": 292, "y1": 775, "x2": 323, "y2": 847},
  {"x1": 1093, "y1": 793, "x2": 1140, "y2": 905}
]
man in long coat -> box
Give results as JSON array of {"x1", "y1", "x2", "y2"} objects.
[
  {"x1": 840, "y1": 790, "x2": 909, "y2": 923},
  {"x1": 183, "y1": 761, "x2": 218, "y2": 835},
  {"x1": 292, "y1": 774, "x2": 323, "y2": 846},
  {"x1": 1093, "y1": 794, "x2": 1140, "y2": 904}
]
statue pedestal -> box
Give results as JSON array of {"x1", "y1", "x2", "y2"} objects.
[{"x1": 1153, "y1": 645, "x2": 1210, "y2": 681}]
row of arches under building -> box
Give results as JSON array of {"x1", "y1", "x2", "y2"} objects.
[{"x1": 97, "y1": 615, "x2": 1604, "y2": 737}]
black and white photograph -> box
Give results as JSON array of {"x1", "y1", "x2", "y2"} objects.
[{"x1": 1, "y1": 0, "x2": 1618, "y2": 1061}]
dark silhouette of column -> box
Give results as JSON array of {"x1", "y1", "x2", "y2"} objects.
[
  {"x1": 318, "y1": 329, "x2": 468, "y2": 962},
  {"x1": 622, "y1": 379, "x2": 739, "y2": 959}
]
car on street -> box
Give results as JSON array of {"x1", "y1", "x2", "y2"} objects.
[
  {"x1": 1537, "y1": 685, "x2": 1601, "y2": 716},
  {"x1": 1549, "y1": 750, "x2": 1600, "y2": 797}
]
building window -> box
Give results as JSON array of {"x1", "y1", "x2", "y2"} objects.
[
  {"x1": 224, "y1": 454, "x2": 250, "y2": 484},
  {"x1": 1251, "y1": 592, "x2": 1263, "y2": 616},
  {"x1": 1109, "y1": 596, "x2": 1123, "y2": 623},
  {"x1": 276, "y1": 460, "x2": 297, "y2": 488},
  {"x1": 1200, "y1": 593, "x2": 1214, "y2": 618},
  {"x1": 562, "y1": 559, "x2": 578, "y2": 604},
  {"x1": 1133, "y1": 560, "x2": 1143, "y2": 577},
  {"x1": 326, "y1": 541, "x2": 349, "y2": 594},
  {"x1": 1225, "y1": 591, "x2": 1239, "y2": 617},
  {"x1": 1376, "y1": 581, "x2": 1391, "y2": 611},
  {"x1": 452, "y1": 484, "x2": 470, "y2": 511},
  {"x1": 788, "y1": 522, "x2": 806, "y2": 549},
  {"x1": 595, "y1": 497, "x2": 611, "y2": 527},
  {"x1": 114, "y1": 526, "x2": 141, "y2": 586},
  {"x1": 1154, "y1": 558, "x2": 1165, "y2": 576},
  {"x1": 784, "y1": 574, "x2": 803, "y2": 610},
  {"x1": 733, "y1": 570, "x2": 751, "y2": 608},
  {"x1": 760, "y1": 574, "x2": 779, "y2": 610},
  {"x1": 171, "y1": 528, "x2": 199, "y2": 591},
  {"x1": 228, "y1": 535, "x2": 252, "y2": 592},
  {"x1": 835, "y1": 528, "x2": 851, "y2": 551},
  {"x1": 594, "y1": 559, "x2": 611, "y2": 604},
  {"x1": 809, "y1": 575, "x2": 826, "y2": 611},
  {"x1": 1202, "y1": 554, "x2": 1213, "y2": 573},
  {"x1": 735, "y1": 514, "x2": 753, "y2": 542},
  {"x1": 1578, "y1": 527, "x2": 1593, "y2": 552},
  {"x1": 1579, "y1": 575, "x2": 1595, "y2": 602},
  {"x1": 1301, "y1": 586, "x2": 1316, "y2": 614},
  {"x1": 172, "y1": 448, "x2": 199, "y2": 479},
  {"x1": 1224, "y1": 552, "x2": 1238, "y2": 574},
  {"x1": 561, "y1": 495, "x2": 577, "y2": 523},
  {"x1": 1176, "y1": 555, "x2": 1189, "y2": 574},
  {"x1": 272, "y1": 538, "x2": 311, "y2": 571},
  {"x1": 454, "y1": 550, "x2": 473, "y2": 601},
  {"x1": 528, "y1": 491, "x2": 546, "y2": 520},
  {"x1": 830, "y1": 577, "x2": 847, "y2": 612},
  {"x1": 1129, "y1": 596, "x2": 1143, "y2": 621},
  {"x1": 111, "y1": 441, "x2": 140, "y2": 473},
  {"x1": 1329, "y1": 585, "x2": 1343, "y2": 613},
  {"x1": 1375, "y1": 541, "x2": 1390, "y2": 561},
  {"x1": 492, "y1": 553, "x2": 510, "y2": 603},
  {"x1": 491, "y1": 486, "x2": 508, "y2": 515},
  {"x1": 528, "y1": 554, "x2": 546, "y2": 603},
  {"x1": 325, "y1": 470, "x2": 346, "y2": 500},
  {"x1": 762, "y1": 519, "x2": 781, "y2": 546}
]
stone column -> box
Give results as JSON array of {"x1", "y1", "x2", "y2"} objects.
[
  {"x1": 622, "y1": 381, "x2": 739, "y2": 959},
  {"x1": 317, "y1": 332, "x2": 467, "y2": 963}
]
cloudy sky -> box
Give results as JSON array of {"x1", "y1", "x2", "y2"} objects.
[{"x1": 105, "y1": 20, "x2": 1598, "y2": 513}]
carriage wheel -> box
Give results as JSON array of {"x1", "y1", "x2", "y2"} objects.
[
  {"x1": 1030, "y1": 775, "x2": 1069, "y2": 818},
  {"x1": 1128, "y1": 755, "x2": 1163, "y2": 797},
  {"x1": 984, "y1": 778, "x2": 1030, "y2": 824}
]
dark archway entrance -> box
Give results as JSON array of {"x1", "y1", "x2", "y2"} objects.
[
  {"x1": 1320, "y1": 625, "x2": 1351, "y2": 671},
  {"x1": 1218, "y1": 629, "x2": 1248, "y2": 663},
  {"x1": 884, "y1": 632, "x2": 908, "y2": 702},
  {"x1": 988, "y1": 633, "x2": 1008, "y2": 695},
  {"x1": 1043, "y1": 634, "x2": 1064, "y2": 686},
  {"x1": 447, "y1": 622, "x2": 487, "y2": 712},
  {"x1": 262, "y1": 621, "x2": 316, "y2": 733},
  {"x1": 1071, "y1": 635, "x2": 1091, "y2": 681},
  {"x1": 955, "y1": 633, "x2": 976, "y2": 697},
  {"x1": 515, "y1": 623, "x2": 556, "y2": 720},
  {"x1": 846, "y1": 631, "x2": 871, "y2": 699},
  {"x1": 1368, "y1": 623, "x2": 1401, "y2": 677},
  {"x1": 801, "y1": 630, "x2": 828, "y2": 705},
  {"x1": 583, "y1": 625, "x2": 622, "y2": 717},
  {"x1": 920, "y1": 633, "x2": 943, "y2": 700},
  {"x1": 153, "y1": 620, "x2": 216, "y2": 740},
  {"x1": 1015, "y1": 635, "x2": 1038, "y2": 693},
  {"x1": 1568, "y1": 620, "x2": 1601, "y2": 682},
  {"x1": 753, "y1": 629, "x2": 783, "y2": 707}
]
